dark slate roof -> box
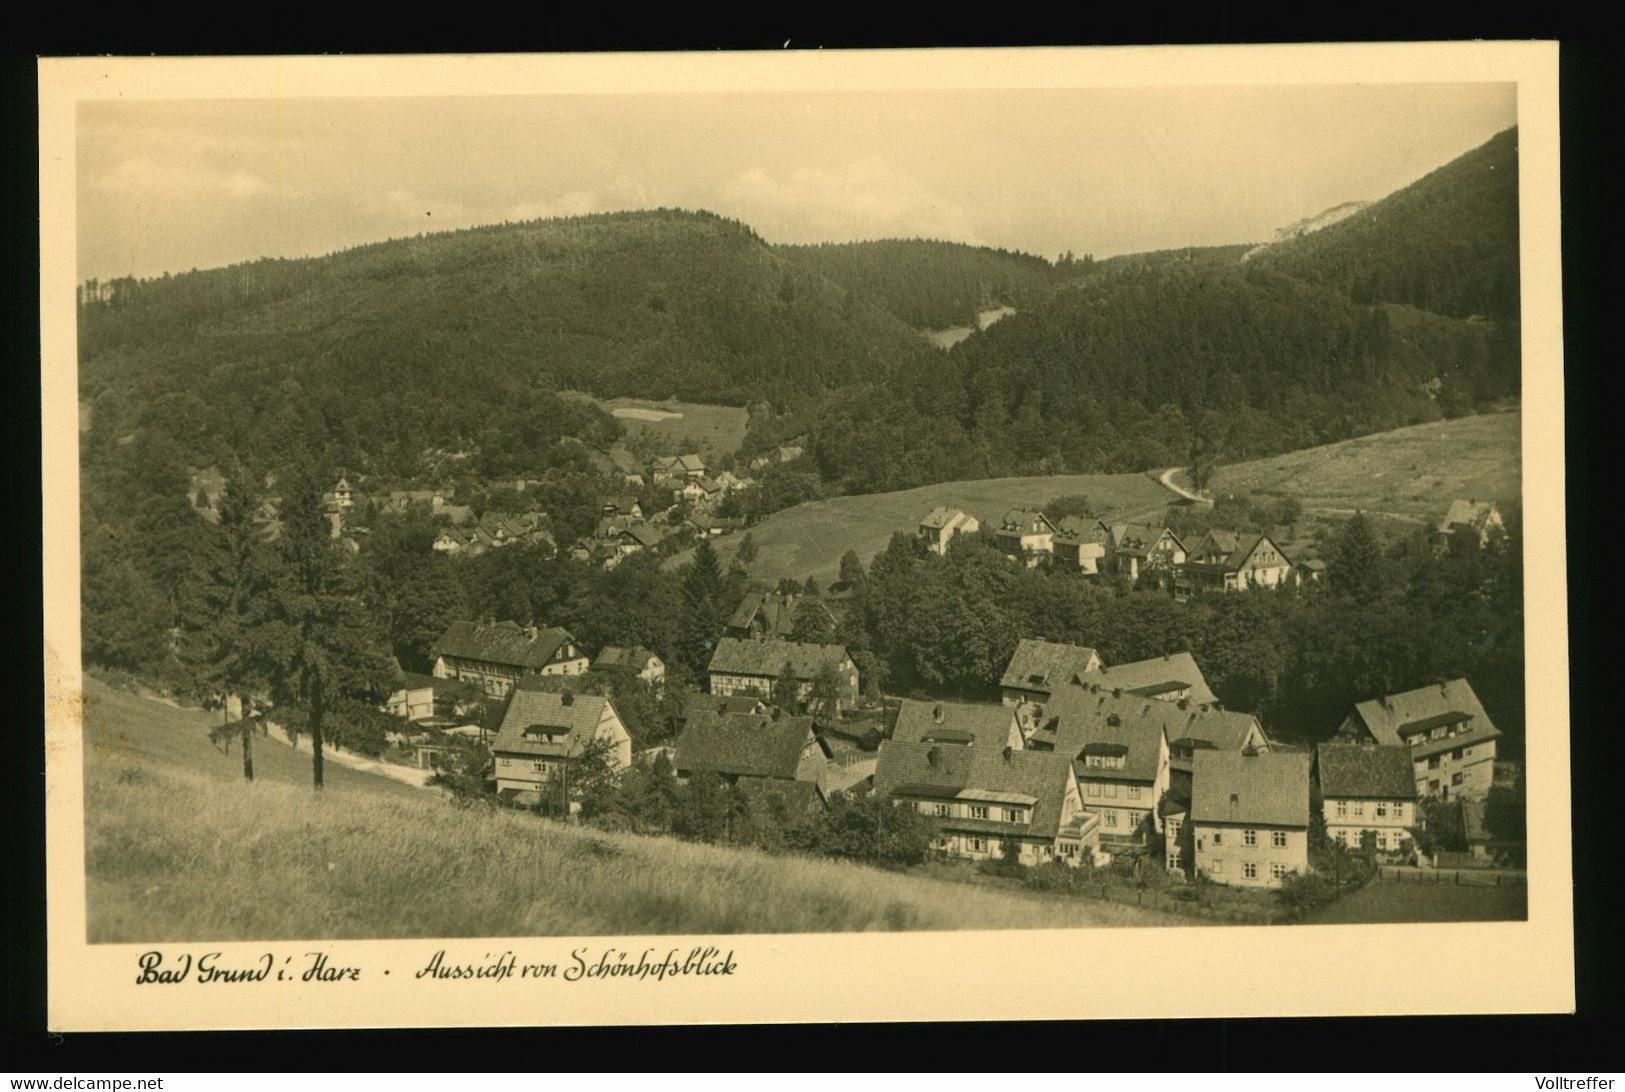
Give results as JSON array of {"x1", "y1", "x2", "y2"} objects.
[
  {"x1": 1349, "y1": 678, "x2": 1500, "y2": 749},
  {"x1": 1075, "y1": 651, "x2": 1217, "y2": 706},
  {"x1": 1046, "y1": 701, "x2": 1165, "y2": 785},
  {"x1": 491, "y1": 688, "x2": 615, "y2": 758},
  {"x1": 592, "y1": 645, "x2": 661, "y2": 673},
  {"x1": 431, "y1": 620, "x2": 576, "y2": 671},
  {"x1": 673, "y1": 714, "x2": 821, "y2": 780},
  {"x1": 999, "y1": 639, "x2": 1102, "y2": 695},
  {"x1": 707, "y1": 636, "x2": 851, "y2": 680},
  {"x1": 920, "y1": 506, "x2": 975, "y2": 530},
  {"x1": 726, "y1": 591, "x2": 834, "y2": 638},
  {"x1": 1044, "y1": 683, "x2": 1261, "y2": 756},
  {"x1": 1316, "y1": 744, "x2": 1417, "y2": 800},
  {"x1": 1190, "y1": 750, "x2": 1311, "y2": 828},
  {"x1": 996, "y1": 509, "x2": 1056, "y2": 535},
  {"x1": 1437, "y1": 499, "x2": 1500, "y2": 536},
  {"x1": 873, "y1": 740, "x2": 1077, "y2": 839},
  {"x1": 892, "y1": 699, "x2": 1018, "y2": 747}
]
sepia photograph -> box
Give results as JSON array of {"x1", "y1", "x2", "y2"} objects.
[{"x1": 38, "y1": 44, "x2": 1571, "y2": 1030}]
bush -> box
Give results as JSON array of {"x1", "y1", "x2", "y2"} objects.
[{"x1": 1277, "y1": 871, "x2": 1333, "y2": 915}]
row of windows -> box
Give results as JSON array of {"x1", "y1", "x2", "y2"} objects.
[
  {"x1": 1084, "y1": 782, "x2": 1142, "y2": 800},
  {"x1": 913, "y1": 801, "x2": 1027, "y2": 823},
  {"x1": 1333, "y1": 801, "x2": 1408, "y2": 820},
  {"x1": 1210, "y1": 860, "x2": 1290, "y2": 880},
  {"x1": 1335, "y1": 828, "x2": 1408, "y2": 850},
  {"x1": 1213, "y1": 829, "x2": 1288, "y2": 847},
  {"x1": 1417, "y1": 747, "x2": 1479, "y2": 770}
]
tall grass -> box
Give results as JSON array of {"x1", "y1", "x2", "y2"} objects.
[{"x1": 85, "y1": 755, "x2": 1179, "y2": 943}]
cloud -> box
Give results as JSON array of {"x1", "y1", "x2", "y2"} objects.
[
  {"x1": 720, "y1": 158, "x2": 981, "y2": 244},
  {"x1": 94, "y1": 157, "x2": 278, "y2": 199}
]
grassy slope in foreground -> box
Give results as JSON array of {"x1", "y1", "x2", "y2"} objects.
[{"x1": 82, "y1": 676, "x2": 1178, "y2": 942}]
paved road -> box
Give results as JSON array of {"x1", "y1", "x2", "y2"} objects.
[{"x1": 1157, "y1": 466, "x2": 1210, "y2": 504}]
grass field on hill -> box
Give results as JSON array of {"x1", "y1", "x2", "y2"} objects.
[
  {"x1": 1211, "y1": 409, "x2": 1521, "y2": 518},
  {"x1": 81, "y1": 676, "x2": 1181, "y2": 942},
  {"x1": 1297, "y1": 878, "x2": 1527, "y2": 925},
  {"x1": 669, "y1": 410, "x2": 1522, "y2": 586},
  {"x1": 668, "y1": 471, "x2": 1173, "y2": 586},
  {"x1": 562, "y1": 392, "x2": 749, "y2": 460}
]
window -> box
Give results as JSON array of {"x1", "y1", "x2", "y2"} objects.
[
  {"x1": 1128, "y1": 786, "x2": 1141, "y2": 801},
  {"x1": 1271, "y1": 831, "x2": 1287, "y2": 848},
  {"x1": 1451, "y1": 772, "x2": 1464, "y2": 786},
  {"x1": 1353, "y1": 802, "x2": 1365, "y2": 817},
  {"x1": 1104, "y1": 784, "x2": 1118, "y2": 799},
  {"x1": 1376, "y1": 802, "x2": 1387, "y2": 817},
  {"x1": 933, "y1": 803, "x2": 949, "y2": 817},
  {"x1": 1243, "y1": 829, "x2": 1258, "y2": 846},
  {"x1": 1270, "y1": 862, "x2": 1288, "y2": 880},
  {"x1": 1086, "y1": 783, "x2": 1101, "y2": 798},
  {"x1": 1168, "y1": 848, "x2": 1183, "y2": 867},
  {"x1": 1428, "y1": 755, "x2": 1441, "y2": 770},
  {"x1": 969, "y1": 805, "x2": 989, "y2": 820},
  {"x1": 1392, "y1": 804, "x2": 1406, "y2": 822},
  {"x1": 969, "y1": 837, "x2": 987, "y2": 852},
  {"x1": 1429, "y1": 779, "x2": 1440, "y2": 794},
  {"x1": 1335, "y1": 800, "x2": 1348, "y2": 818},
  {"x1": 1211, "y1": 858, "x2": 1224, "y2": 875},
  {"x1": 1004, "y1": 807, "x2": 1025, "y2": 823},
  {"x1": 1212, "y1": 831, "x2": 1223, "y2": 845},
  {"x1": 1242, "y1": 862, "x2": 1258, "y2": 879},
  {"x1": 1335, "y1": 830, "x2": 1348, "y2": 845},
  {"x1": 1452, "y1": 749, "x2": 1464, "y2": 761},
  {"x1": 1104, "y1": 810, "x2": 1118, "y2": 828},
  {"x1": 531, "y1": 760, "x2": 548, "y2": 772}
]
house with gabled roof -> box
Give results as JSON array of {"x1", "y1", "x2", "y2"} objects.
[
  {"x1": 430, "y1": 620, "x2": 590, "y2": 697},
  {"x1": 591, "y1": 645, "x2": 665, "y2": 685},
  {"x1": 1190, "y1": 749, "x2": 1311, "y2": 887},
  {"x1": 1052, "y1": 516, "x2": 1110, "y2": 575},
  {"x1": 1042, "y1": 693, "x2": 1172, "y2": 846},
  {"x1": 891, "y1": 699, "x2": 1023, "y2": 750},
  {"x1": 1315, "y1": 743, "x2": 1418, "y2": 858},
  {"x1": 601, "y1": 496, "x2": 643, "y2": 521},
  {"x1": 993, "y1": 509, "x2": 1058, "y2": 566},
  {"x1": 1075, "y1": 651, "x2": 1218, "y2": 707},
  {"x1": 874, "y1": 738, "x2": 1098, "y2": 866},
  {"x1": 706, "y1": 637, "x2": 859, "y2": 710},
  {"x1": 1334, "y1": 678, "x2": 1501, "y2": 801},
  {"x1": 919, "y1": 507, "x2": 981, "y2": 555},
  {"x1": 490, "y1": 684, "x2": 632, "y2": 809},
  {"x1": 725, "y1": 590, "x2": 835, "y2": 642},
  {"x1": 673, "y1": 712, "x2": 829, "y2": 787},
  {"x1": 1177, "y1": 530, "x2": 1294, "y2": 594},
  {"x1": 651, "y1": 453, "x2": 707, "y2": 481},
  {"x1": 998, "y1": 638, "x2": 1103, "y2": 706},
  {"x1": 1101, "y1": 522, "x2": 1186, "y2": 582},
  {"x1": 1431, "y1": 499, "x2": 1506, "y2": 551}
]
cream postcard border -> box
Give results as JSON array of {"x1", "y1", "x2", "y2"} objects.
[{"x1": 39, "y1": 42, "x2": 1572, "y2": 1031}]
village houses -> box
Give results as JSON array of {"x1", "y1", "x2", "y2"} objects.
[
  {"x1": 1315, "y1": 743, "x2": 1418, "y2": 857},
  {"x1": 1431, "y1": 499, "x2": 1506, "y2": 551},
  {"x1": 1098, "y1": 522, "x2": 1187, "y2": 582},
  {"x1": 874, "y1": 735, "x2": 1099, "y2": 866},
  {"x1": 999, "y1": 638, "x2": 1103, "y2": 706},
  {"x1": 650, "y1": 453, "x2": 707, "y2": 481},
  {"x1": 1075, "y1": 651, "x2": 1218, "y2": 707},
  {"x1": 590, "y1": 645, "x2": 666, "y2": 686},
  {"x1": 672, "y1": 712, "x2": 830, "y2": 801},
  {"x1": 430, "y1": 620, "x2": 590, "y2": 698},
  {"x1": 892, "y1": 698, "x2": 1024, "y2": 750},
  {"x1": 1051, "y1": 516, "x2": 1110, "y2": 574},
  {"x1": 1333, "y1": 677, "x2": 1501, "y2": 801},
  {"x1": 706, "y1": 637, "x2": 860, "y2": 710},
  {"x1": 1177, "y1": 531, "x2": 1295, "y2": 595},
  {"x1": 725, "y1": 589, "x2": 836, "y2": 642},
  {"x1": 992, "y1": 509, "x2": 1059, "y2": 567},
  {"x1": 489, "y1": 683, "x2": 632, "y2": 810},
  {"x1": 1188, "y1": 748, "x2": 1311, "y2": 888},
  {"x1": 918, "y1": 507, "x2": 981, "y2": 555},
  {"x1": 1035, "y1": 686, "x2": 1174, "y2": 848}
]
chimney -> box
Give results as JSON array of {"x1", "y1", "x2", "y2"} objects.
[
  {"x1": 1003, "y1": 745, "x2": 1014, "y2": 762},
  {"x1": 1106, "y1": 714, "x2": 1121, "y2": 727},
  {"x1": 1241, "y1": 743, "x2": 1257, "y2": 757},
  {"x1": 1112, "y1": 687, "x2": 1122, "y2": 699},
  {"x1": 1177, "y1": 698, "x2": 1189, "y2": 710},
  {"x1": 561, "y1": 689, "x2": 574, "y2": 706},
  {"x1": 933, "y1": 703, "x2": 945, "y2": 724},
  {"x1": 927, "y1": 746, "x2": 942, "y2": 768}
]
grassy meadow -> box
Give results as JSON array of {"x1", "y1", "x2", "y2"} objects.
[
  {"x1": 563, "y1": 392, "x2": 750, "y2": 460},
  {"x1": 1297, "y1": 878, "x2": 1527, "y2": 925},
  {"x1": 667, "y1": 409, "x2": 1523, "y2": 586},
  {"x1": 82, "y1": 676, "x2": 1181, "y2": 942}
]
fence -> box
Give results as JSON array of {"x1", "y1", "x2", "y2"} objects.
[{"x1": 1377, "y1": 865, "x2": 1527, "y2": 887}]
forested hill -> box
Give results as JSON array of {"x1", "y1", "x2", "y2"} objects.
[
  {"x1": 776, "y1": 239, "x2": 1083, "y2": 329},
  {"x1": 806, "y1": 263, "x2": 1520, "y2": 495},
  {"x1": 78, "y1": 209, "x2": 936, "y2": 480},
  {"x1": 1249, "y1": 127, "x2": 1520, "y2": 321}
]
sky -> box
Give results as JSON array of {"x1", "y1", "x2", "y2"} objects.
[{"x1": 76, "y1": 83, "x2": 1517, "y2": 283}]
